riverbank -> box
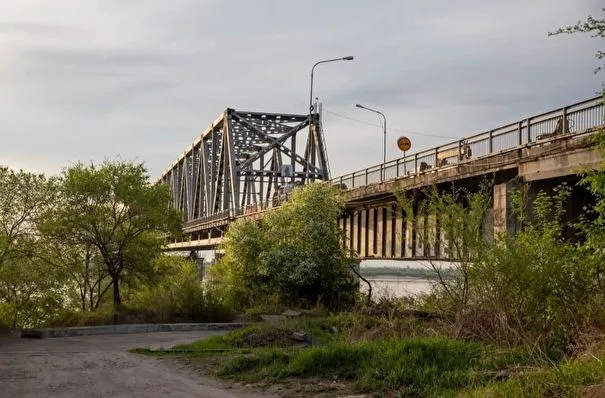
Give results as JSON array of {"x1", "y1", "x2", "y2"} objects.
[{"x1": 134, "y1": 313, "x2": 605, "y2": 397}]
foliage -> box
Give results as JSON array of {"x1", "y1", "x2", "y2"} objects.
[
  {"x1": 49, "y1": 255, "x2": 233, "y2": 326},
  {"x1": 469, "y1": 185, "x2": 602, "y2": 353},
  {"x1": 130, "y1": 255, "x2": 233, "y2": 323},
  {"x1": 46, "y1": 161, "x2": 182, "y2": 309},
  {"x1": 397, "y1": 180, "x2": 605, "y2": 355},
  {"x1": 261, "y1": 182, "x2": 357, "y2": 309},
  {"x1": 0, "y1": 168, "x2": 68, "y2": 327},
  {"x1": 211, "y1": 182, "x2": 357, "y2": 311},
  {"x1": 396, "y1": 184, "x2": 492, "y2": 324},
  {"x1": 208, "y1": 219, "x2": 268, "y2": 310}
]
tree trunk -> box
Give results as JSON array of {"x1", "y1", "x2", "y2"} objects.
[{"x1": 112, "y1": 276, "x2": 121, "y2": 324}]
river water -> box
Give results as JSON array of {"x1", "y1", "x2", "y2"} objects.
[
  {"x1": 360, "y1": 276, "x2": 434, "y2": 300},
  {"x1": 359, "y1": 259, "x2": 439, "y2": 300}
]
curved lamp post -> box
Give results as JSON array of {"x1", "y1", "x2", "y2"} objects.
[
  {"x1": 309, "y1": 56, "x2": 354, "y2": 114},
  {"x1": 355, "y1": 103, "x2": 387, "y2": 167}
]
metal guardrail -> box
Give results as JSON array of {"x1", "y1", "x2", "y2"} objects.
[
  {"x1": 331, "y1": 96, "x2": 604, "y2": 190},
  {"x1": 182, "y1": 198, "x2": 285, "y2": 231}
]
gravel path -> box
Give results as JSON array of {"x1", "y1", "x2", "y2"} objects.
[{"x1": 0, "y1": 331, "x2": 273, "y2": 398}]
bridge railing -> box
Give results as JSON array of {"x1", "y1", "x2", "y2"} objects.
[{"x1": 333, "y1": 96, "x2": 604, "y2": 190}]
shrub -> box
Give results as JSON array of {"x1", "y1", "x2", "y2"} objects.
[
  {"x1": 211, "y1": 182, "x2": 358, "y2": 312},
  {"x1": 403, "y1": 181, "x2": 605, "y2": 355}
]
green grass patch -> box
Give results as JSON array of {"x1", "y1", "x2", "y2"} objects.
[
  {"x1": 463, "y1": 353, "x2": 605, "y2": 397},
  {"x1": 216, "y1": 338, "x2": 531, "y2": 397},
  {"x1": 173, "y1": 317, "x2": 341, "y2": 352}
]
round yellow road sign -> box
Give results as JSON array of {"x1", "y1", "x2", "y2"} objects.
[{"x1": 397, "y1": 136, "x2": 412, "y2": 152}]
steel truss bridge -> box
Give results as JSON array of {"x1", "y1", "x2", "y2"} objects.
[{"x1": 158, "y1": 108, "x2": 328, "y2": 239}]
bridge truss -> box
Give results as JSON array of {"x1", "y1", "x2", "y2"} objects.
[{"x1": 159, "y1": 109, "x2": 329, "y2": 233}]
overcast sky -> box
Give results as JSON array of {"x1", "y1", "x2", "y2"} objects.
[{"x1": 1, "y1": 0, "x2": 603, "y2": 179}]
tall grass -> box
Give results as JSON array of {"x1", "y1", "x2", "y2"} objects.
[{"x1": 214, "y1": 337, "x2": 530, "y2": 397}]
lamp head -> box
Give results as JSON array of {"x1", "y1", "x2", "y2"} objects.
[
  {"x1": 355, "y1": 104, "x2": 364, "y2": 108},
  {"x1": 342, "y1": 56, "x2": 354, "y2": 61}
]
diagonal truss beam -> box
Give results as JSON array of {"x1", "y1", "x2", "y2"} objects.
[{"x1": 159, "y1": 108, "x2": 330, "y2": 225}]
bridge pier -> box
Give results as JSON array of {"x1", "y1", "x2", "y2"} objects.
[
  {"x1": 493, "y1": 180, "x2": 519, "y2": 238},
  {"x1": 360, "y1": 209, "x2": 367, "y2": 257},
  {"x1": 394, "y1": 207, "x2": 403, "y2": 257}
]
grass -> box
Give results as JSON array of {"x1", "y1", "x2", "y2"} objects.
[
  {"x1": 462, "y1": 354, "x2": 605, "y2": 397},
  {"x1": 214, "y1": 338, "x2": 531, "y2": 397},
  {"x1": 133, "y1": 314, "x2": 605, "y2": 397},
  {"x1": 173, "y1": 317, "x2": 341, "y2": 351}
]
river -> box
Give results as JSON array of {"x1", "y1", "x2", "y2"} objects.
[
  {"x1": 360, "y1": 276, "x2": 433, "y2": 300},
  {"x1": 359, "y1": 259, "x2": 442, "y2": 300}
]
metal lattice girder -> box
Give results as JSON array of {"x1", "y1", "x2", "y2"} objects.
[{"x1": 159, "y1": 109, "x2": 329, "y2": 226}]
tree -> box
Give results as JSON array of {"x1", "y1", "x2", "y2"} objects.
[
  {"x1": 0, "y1": 167, "x2": 57, "y2": 272},
  {"x1": 208, "y1": 218, "x2": 267, "y2": 310},
  {"x1": 261, "y1": 182, "x2": 357, "y2": 309},
  {"x1": 0, "y1": 167, "x2": 66, "y2": 327},
  {"x1": 49, "y1": 161, "x2": 182, "y2": 311},
  {"x1": 211, "y1": 182, "x2": 357, "y2": 311}
]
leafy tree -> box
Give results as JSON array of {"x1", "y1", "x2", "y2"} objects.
[
  {"x1": 261, "y1": 182, "x2": 356, "y2": 309},
  {"x1": 48, "y1": 161, "x2": 182, "y2": 311},
  {"x1": 0, "y1": 167, "x2": 66, "y2": 327},
  {"x1": 0, "y1": 167, "x2": 57, "y2": 272},
  {"x1": 209, "y1": 218, "x2": 268, "y2": 310},
  {"x1": 212, "y1": 182, "x2": 357, "y2": 311},
  {"x1": 38, "y1": 235, "x2": 109, "y2": 311}
]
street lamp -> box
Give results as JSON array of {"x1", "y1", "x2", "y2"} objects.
[
  {"x1": 355, "y1": 103, "x2": 387, "y2": 166},
  {"x1": 309, "y1": 56, "x2": 354, "y2": 114}
]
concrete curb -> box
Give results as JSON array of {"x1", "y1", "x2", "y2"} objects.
[{"x1": 20, "y1": 323, "x2": 249, "y2": 339}]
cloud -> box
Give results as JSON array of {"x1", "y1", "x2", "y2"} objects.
[{"x1": 0, "y1": 0, "x2": 603, "y2": 180}]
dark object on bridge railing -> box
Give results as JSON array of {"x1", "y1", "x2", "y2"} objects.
[
  {"x1": 537, "y1": 117, "x2": 573, "y2": 140},
  {"x1": 437, "y1": 142, "x2": 472, "y2": 167}
]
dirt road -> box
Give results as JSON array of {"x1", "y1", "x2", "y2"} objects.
[{"x1": 0, "y1": 331, "x2": 272, "y2": 398}]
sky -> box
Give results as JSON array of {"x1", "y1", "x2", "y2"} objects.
[{"x1": 1, "y1": 0, "x2": 603, "y2": 179}]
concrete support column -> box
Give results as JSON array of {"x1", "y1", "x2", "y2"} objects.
[
  {"x1": 394, "y1": 206, "x2": 403, "y2": 258},
  {"x1": 360, "y1": 209, "x2": 367, "y2": 258},
  {"x1": 385, "y1": 206, "x2": 393, "y2": 258},
  {"x1": 376, "y1": 207, "x2": 384, "y2": 258},
  {"x1": 339, "y1": 218, "x2": 346, "y2": 248},
  {"x1": 352, "y1": 210, "x2": 359, "y2": 255},
  {"x1": 439, "y1": 221, "x2": 448, "y2": 259},
  {"x1": 368, "y1": 208, "x2": 375, "y2": 256},
  {"x1": 347, "y1": 215, "x2": 353, "y2": 252},
  {"x1": 415, "y1": 213, "x2": 425, "y2": 257},
  {"x1": 493, "y1": 180, "x2": 518, "y2": 239},
  {"x1": 405, "y1": 218, "x2": 414, "y2": 257},
  {"x1": 427, "y1": 213, "x2": 437, "y2": 257}
]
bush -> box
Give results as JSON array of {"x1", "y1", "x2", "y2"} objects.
[
  {"x1": 211, "y1": 182, "x2": 358, "y2": 311},
  {"x1": 49, "y1": 256, "x2": 234, "y2": 326},
  {"x1": 129, "y1": 256, "x2": 233, "y2": 323},
  {"x1": 404, "y1": 182, "x2": 605, "y2": 355}
]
